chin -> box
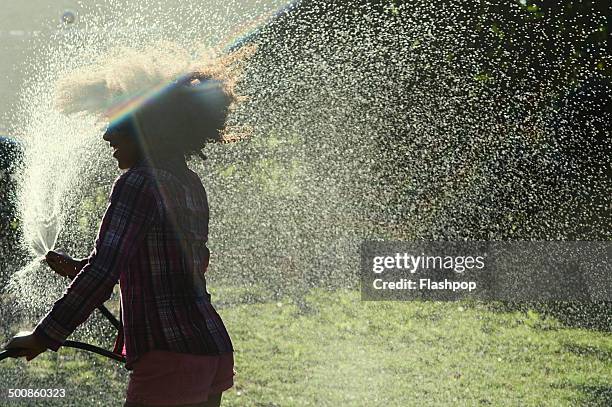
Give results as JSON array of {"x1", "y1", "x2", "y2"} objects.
[{"x1": 116, "y1": 159, "x2": 128, "y2": 170}]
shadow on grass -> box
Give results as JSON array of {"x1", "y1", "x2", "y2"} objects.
[
  {"x1": 485, "y1": 300, "x2": 612, "y2": 332},
  {"x1": 572, "y1": 384, "x2": 612, "y2": 407},
  {"x1": 562, "y1": 343, "x2": 612, "y2": 364}
]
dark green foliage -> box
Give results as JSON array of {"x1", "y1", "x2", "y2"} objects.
[
  {"x1": 0, "y1": 136, "x2": 24, "y2": 285},
  {"x1": 383, "y1": 0, "x2": 610, "y2": 86}
]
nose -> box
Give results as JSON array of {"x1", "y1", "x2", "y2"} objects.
[{"x1": 103, "y1": 131, "x2": 121, "y2": 146}]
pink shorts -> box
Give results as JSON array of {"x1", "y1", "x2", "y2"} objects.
[{"x1": 125, "y1": 350, "x2": 234, "y2": 406}]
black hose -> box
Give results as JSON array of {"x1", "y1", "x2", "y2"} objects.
[
  {"x1": 63, "y1": 340, "x2": 125, "y2": 363},
  {"x1": 0, "y1": 340, "x2": 125, "y2": 363},
  {"x1": 64, "y1": 274, "x2": 121, "y2": 331},
  {"x1": 0, "y1": 348, "x2": 21, "y2": 361},
  {"x1": 97, "y1": 304, "x2": 121, "y2": 330},
  {"x1": 0, "y1": 260, "x2": 124, "y2": 364}
]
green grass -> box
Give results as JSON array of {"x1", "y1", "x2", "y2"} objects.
[{"x1": 1, "y1": 289, "x2": 610, "y2": 406}]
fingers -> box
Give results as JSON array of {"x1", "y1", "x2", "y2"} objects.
[
  {"x1": 44, "y1": 252, "x2": 71, "y2": 277},
  {"x1": 26, "y1": 350, "x2": 42, "y2": 361},
  {"x1": 3, "y1": 338, "x2": 29, "y2": 358},
  {"x1": 46, "y1": 252, "x2": 75, "y2": 268},
  {"x1": 44, "y1": 261, "x2": 66, "y2": 276},
  {"x1": 45, "y1": 251, "x2": 64, "y2": 263},
  {"x1": 3, "y1": 334, "x2": 45, "y2": 361},
  {"x1": 10, "y1": 349, "x2": 30, "y2": 358},
  {"x1": 2, "y1": 348, "x2": 39, "y2": 360},
  {"x1": 4, "y1": 335, "x2": 25, "y2": 350},
  {"x1": 46, "y1": 250, "x2": 71, "y2": 261},
  {"x1": 45, "y1": 250, "x2": 58, "y2": 258}
]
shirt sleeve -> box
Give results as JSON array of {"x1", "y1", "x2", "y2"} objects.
[{"x1": 33, "y1": 169, "x2": 158, "y2": 351}]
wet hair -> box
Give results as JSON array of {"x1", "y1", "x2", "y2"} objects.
[
  {"x1": 55, "y1": 42, "x2": 256, "y2": 162},
  {"x1": 106, "y1": 73, "x2": 236, "y2": 161}
]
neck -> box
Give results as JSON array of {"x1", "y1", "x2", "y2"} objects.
[{"x1": 134, "y1": 154, "x2": 187, "y2": 172}]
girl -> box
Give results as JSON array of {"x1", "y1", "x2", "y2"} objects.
[{"x1": 4, "y1": 72, "x2": 242, "y2": 407}]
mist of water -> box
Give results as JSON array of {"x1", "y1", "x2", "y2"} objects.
[{"x1": 0, "y1": 0, "x2": 609, "y2": 372}]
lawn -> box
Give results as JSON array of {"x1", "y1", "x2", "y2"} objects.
[{"x1": 1, "y1": 289, "x2": 610, "y2": 406}]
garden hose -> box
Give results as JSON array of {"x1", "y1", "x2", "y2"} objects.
[{"x1": 0, "y1": 340, "x2": 125, "y2": 363}]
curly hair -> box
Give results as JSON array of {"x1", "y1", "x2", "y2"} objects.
[
  {"x1": 126, "y1": 73, "x2": 236, "y2": 161},
  {"x1": 55, "y1": 42, "x2": 255, "y2": 161}
]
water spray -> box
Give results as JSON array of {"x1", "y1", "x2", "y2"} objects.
[
  {"x1": 2, "y1": 258, "x2": 124, "y2": 364},
  {"x1": 29, "y1": 215, "x2": 61, "y2": 260}
]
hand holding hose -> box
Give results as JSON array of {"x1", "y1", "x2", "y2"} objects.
[
  {"x1": 2, "y1": 331, "x2": 47, "y2": 361},
  {"x1": 44, "y1": 250, "x2": 122, "y2": 330},
  {"x1": 2, "y1": 251, "x2": 81, "y2": 361},
  {"x1": 44, "y1": 250, "x2": 86, "y2": 278},
  {"x1": 0, "y1": 251, "x2": 125, "y2": 364}
]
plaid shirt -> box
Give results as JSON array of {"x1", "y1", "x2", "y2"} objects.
[{"x1": 33, "y1": 160, "x2": 233, "y2": 369}]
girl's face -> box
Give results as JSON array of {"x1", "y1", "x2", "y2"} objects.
[{"x1": 103, "y1": 130, "x2": 142, "y2": 170}]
